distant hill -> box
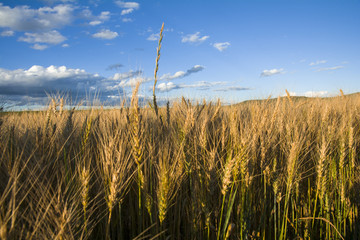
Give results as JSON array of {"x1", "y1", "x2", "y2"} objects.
[{"x1": 232, "y1": 91, "x2": 360, "y2": 106}]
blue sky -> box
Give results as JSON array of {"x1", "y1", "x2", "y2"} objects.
[{"x1": 0, "y1": 0, "x2": 359, "y2": 108}]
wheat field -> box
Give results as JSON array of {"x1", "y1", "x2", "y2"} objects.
[{"x1": 0, "y1": 90, "x2": 360, "y2": 239}]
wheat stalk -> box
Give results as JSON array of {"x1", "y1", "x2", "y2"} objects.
[{"x1": 152, "y1": 22, "x2": 164, "y2": 117}]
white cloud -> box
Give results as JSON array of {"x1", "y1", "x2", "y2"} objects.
[
  {"x1": 18, "y1": 30, "x2": 66, "y2": 44},
  {"x1": 0, "y1": 65, "x2": 102, "y2": 96},
  {"x1": 0, "y1": 3, "x2": 74, "y2": 32},
  {"x1": 99, "y1": 11, "x2": 110, "y2": 20},
  {"x1": 89, "y1": 20, "x2": 102, "y2": 26},
  {"x1": 147, "y1": 33, "x2": 159, "y2": 41},
  {"x1": 157, "y1": 82, "x2": 178, "y2": 92},
  {"x1": 126, "y1": 77, "x2": 148, "y2": 87},
  {"x1": 182, "y1": 81, "x2": 224, "y2": 90},
  {"x1": 304, "y1": 91, "x2": 328, "y2": 97},
  {"x1": 88, "y1": 11, "x2": 110, "y2": 26},
  {"x1": 115, "y1": 1, "x2": 139, "y2": 15},
  {"x1": 121, "y1": 8, "x2": 134, "y2": 15},
  {"x1": 122, "y1": 18, "x2": 132, "y2": 22},
  {"x1": 214, "y1": 86, "x2": 251, "y2": 92},
  {"x1": 115, "y1": 1, "x2": 140, "y2": 9},
  {"x1": 62, "y1": 43, "x2": 69, "y2": 47},
  {"x1": 92, "y1": 29, "x2": 118, "y2": 39},
  {"x1": 105, "y1": 76, "x2": 152, "y2": 90},
  {"x1": 182, "y1": 32, "x2": 209, "y2": 43},
  {"x1": 157, "y1": 81, "x2": 224, "y2": 92},
  {"x1": 31, "y1": 44, "x2": 48, "y2": 50},
  {"x1": 315, "y1": 66, "x2": 344, "y2": 72},
  {"x1": 1, "y1": 30, "x2": 14, "y2": 36},
  {"x1": 110, "y1": 70, "x2": 142, "y2": 81},
  {"x1": 104, "y1": 65, "x2": 205, "y2": 91},
  {"x1": 159, "y1": 65, "x2": 205, "y2": 81},
  {"x1": 260, "y1": 68, "x2": 284, "y2": 77},
  {"x1": 309, "y1": 60, "x2": 327, "y2": 66},
  {"x1": 213, "y1": 42, "x2": 230, "y2": 52}
]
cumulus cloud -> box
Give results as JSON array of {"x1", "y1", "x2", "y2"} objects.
[
  {"x1": 157, "y1": 82, "x2": 179, "y2": 92},
  {"x1": 0, "y1": 3, "x2": 74, "y2": 32},
  {"x1": 62, "y1": 43, "x2": 69, "y2": 47},
  {"x1": 160, "y1": 65, "x2": 205, "y2": 81},
  {"x1": 213, "y1": 42, "x2": 230, "y2": 52},
  {"x1": 92, "y1": 29, "x2": 118, "y2": 39},
  {"x1": 315, "y1": 66, "x2": 344, "y2": 72},
  {"x1": 304, "y1": 91, "x2": 328, "y2": 97},
  {"x1": 1, "y1": 30, "x2": 14, "y2": 36},
  {"x1": 18, "y1": 30, "x2": 66, "y2": 44},
  {"x1": 182, "y1": 32, "x2": 209, "y2": 44},
  {"x1": 115, "y1": 1, "x2": 139, "y2": 15},
  {"x1": 260, "y1": 68, "x2": 284, "y2": 77},
  {"x1": 309, "y1": 60, "x2": 327, "y2": 66},
  {"x1": 0, "y1": 65, "x2": 102, "y2": 97}
]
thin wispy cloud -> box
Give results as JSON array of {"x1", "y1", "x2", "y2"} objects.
[
  {"x1": 146, "y1": 28, "x2": 172, "y2": 41},
  {"x1": 182, "y1": 32, "x2": 209, "y2": 44},
  {"x1": 89, "y1": 11, "x2": 110, "y2": 25},
  {"x1": 106, "y1": 63, "x2": 124, "y2": 71},
  {"x1": 214, "y1": 86, "x2": 251, "y2": 92},
  {"x1": 110, "y1": 70, "x2": 142, "y2": 80},
  {"x1": 122, "y1": 18, "x2": 132, "y2": 22},
  {"x1": 160, "y1": 65, "x2": 205, "y2": 81},
  {"x1": 115, "y1": 1, "x2": 140, "y2": 15},
  {"x1": 315, "y1": 66, "x2": 344, "y2": 72},
  {"x1": 213, "y1": 42, "x2": 230, "y2": 52},
  {"x1": 1, "y1": 30, "x2": 14, "y2": 37},
  {"x1": 31, "y1": 44, "x2": 48, "y2": 50},
  {"x1": 304, "y1": 91, "x2": 328, "y2": 97},
  {"x1": 105, "y1": 76, "x2": 152, "y2": 90},
  {"x1": 309, "y1": 60, "x2": 327, "y2": 66},
  {"x1": 157, "y1": 81, "x2": 223, "y2": 92},
  {"x1": 147, "y1": 33, "x2": 158, "y2": 41},
  {"x1": 182, "y1": 81, "x2": 224, "y2": 90},
  {"x1": 260, "y1": 68, "x2": 284, "y2": 77},
  {"x1": 92, "y1": 29, "x2": 118, "y2": 39}
]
